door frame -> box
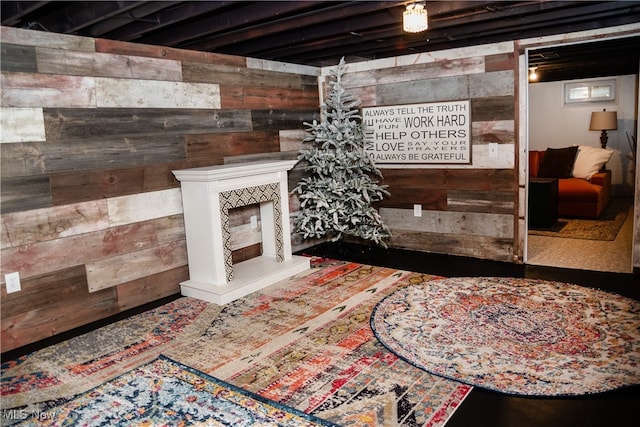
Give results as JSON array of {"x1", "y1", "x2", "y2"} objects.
[{"x1": 516, "y1": 30, "x2": 639, "y2": 271}]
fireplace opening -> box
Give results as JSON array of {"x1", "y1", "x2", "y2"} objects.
[{"x1": 229, "y1": 204, "x2": 262, "y2": 265}]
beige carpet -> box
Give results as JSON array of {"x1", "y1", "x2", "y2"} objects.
[
  {"x1": 527, "y1": 199, "x2": 634, "y2": 273},
  {"x1": 528, "y1": 198, "x2": 631, "y2": 241}
]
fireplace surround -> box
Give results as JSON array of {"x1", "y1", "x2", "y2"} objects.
[{"x1": 173, "y1": 160, "x2": 310, "y2": 304}]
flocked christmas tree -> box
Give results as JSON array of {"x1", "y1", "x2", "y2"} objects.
[{"x1": 293, "y1": 58, "x2": 391, "y2": 246}]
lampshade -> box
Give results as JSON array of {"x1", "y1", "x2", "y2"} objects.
[
  {"x1": 589, "y1": 110, "x2": 617, "y2": 131},
  {"x1": 403, "y1": 3, "x2": 428, "y2": 33}
]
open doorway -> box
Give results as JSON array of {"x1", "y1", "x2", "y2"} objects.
[{"x1": 524, "y1": 38, "x2": 638, "y2": 274}]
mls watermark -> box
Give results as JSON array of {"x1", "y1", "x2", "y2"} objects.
[{"x1": 2, "y1": 409, "x2": 56, "y2": 421}]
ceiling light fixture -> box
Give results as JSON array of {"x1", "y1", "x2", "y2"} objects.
[
  {"x1": 403, "y1": 2, "x2": 428, "y2": 33},
  {"x1": 528, "y1": 66, "x2": 538, "y2": 82}
]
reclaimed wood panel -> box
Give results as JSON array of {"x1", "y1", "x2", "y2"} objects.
[
  {"x1": 375, "y1": 73, "x2": 514, "y2": 107},
  {"x1": 0, "y1": 26, "x2": 95, "y2": 51},
  {"x1": 230, "y1": 222, "x2": 262, "y2": 250},
  {"x1": 251, "y1": 109, "x2": 320, "y2": 131},
  {"x1": 1, "y1": 230, "x2": 103, "y2": 281},
  {"x1": 485, "y1": 53, "x2": 516, "y2": 72},
  {"x1": 246, "y1": 57, "x2": 320, "y2": 77},
  {"x1": 472, "y1": 120, "x2": 515, "y2": 143},
  {"x1": 86, "y1": 239, "x2": 187, "y2": 292},
  {"x1": 50, "y1": 167, "x2": 146, "y2": 205},
  {"x1": 1, "y1": 200, "x2": 108, "y2": 249},
  {"x1": 44, "y1": 108, "x2": 251, "y2": 141},
  {"x1": 0, "y1": 107, "x2": 46, "y2": 143},
  {"x1": 1, "y1": 72, "x2": 95, "y2": 108},
  {"x1": 95, "y1": 78, "x2": 220, "y2": 109},
  {"x1": 186, "y1": 131, "x2": 281, "y2": 164},
  {"x1": 221, "y1": 85, "x2": 319, "y2": 109},
  {"x1": 1, "y1": 142, "x2": 47, "y2": 177},
  {"x1": 36, "y1": 47, "x2": 183, "y2": 81},
  {"x1": 1, "y1": 265, "x2": 91, "y2": 317},
  {"x1": 342, "y1": 42, "x2": 513, "y2": 74},
  {"x1": 469, "y1": 71, "x2": 514, "y2": 97},
  {"x1": 101, "y1": 215, "x2": 186, "y2": 257},
  {"x1": 229, "y1": 204, "x2": 260, "y2": 225},
  {"x1": 94, "y1": 38, "x2": 246, "y2": 66},
  {"x1": 635, "y1": 193, "x2": 640, "y2": 270},
  {"x1": 0, "y1": 175, "x2": 52, "y2": 213},
  {"x1": 287, "y1": 189, "x2": 303, "y2": 213},
  {"x1": 447, "y1": 190, "x2": 514, "y2": 214},
  {"x1": 226, "y1": 204, "x2": 265, "y2": 255},
  {"x1": 4, "y1": 136, "x2": 185, "y2": 174},
  {"x1": 377, "y1": 188, "x2": 448, "y2": 210},
  {"x1": 232, "y1": 243, "x2": 263, "y2": 264},
  {"x1": 291, "y1": 228, "x2": 321, "y2": 253},
  {"x1": 115, "y1": 266, "x2": 186, "y2": 312},
  {"x1": 471, "y1": 96, "x2": 515, "y2": 121},
  {"x1": 97, "y1": 136, "x2": 179, "y2": 167},
  {"x1": 142, "y1": 162, "x2": 185, "y2": 191},
  {"x1": 107, "y1": 189, "x2": 183, "y2": 227},
  {"x1": 381, "y1": 169, "x2": 517, "y2": 191},
  {"x1": 183, "y1": 62, "x2": 316, "y2": 88},
  {"x1": 516, "y1": 215, "x2": 526, "y2": 264},
  {"x1": 1, "y1": 43, "x2": 37, "y2": 72},
  {"x1": 49, "y1": 162, "x2": 186, "y2": 206},
  {"x1": 1, "y1": 215, "x2": 186, "y2": 283},
  {"x1": 376, "y1": 75, "x2": 469, "y2": 105},
  {"x1": 381, "y1": 208, "x2": 514, "y2": 238},
  {"x1": 279, "y1": 130, "x2": 307, "y2": 152},
  {"x1": 1, "y1": 266, "x2": 118, "y2": 351},
  {"x1": 350, "y1": 86, "x2": 377, "y2": 107},
  {"x1": 471, "y1": 143, "x2": 515, "y2": 169},
  {"x1": 343, "y1": 57, "x2": 484, "y2": 88},
  {"x1": 288, "y1": 164, "x2": 306, "y2": 187},
  {"x1": 388, "y1": 229, "x2": 514, "y2": 262}
]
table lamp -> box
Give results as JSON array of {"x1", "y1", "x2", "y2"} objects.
[{"x1": 589, "y1": 109, "x2": 617, "y2": 148}]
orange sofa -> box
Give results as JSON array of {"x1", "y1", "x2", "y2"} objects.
[{"x1": 529, "y1": 149, "x2": 611, "y2": 219}]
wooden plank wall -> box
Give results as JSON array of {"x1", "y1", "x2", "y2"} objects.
[
  {"x1": 0, "y1": 26, "x2": 320, "y2": 351},
  {"x1": 340, "y1": 42, "x2": 519, "y2": 262}
]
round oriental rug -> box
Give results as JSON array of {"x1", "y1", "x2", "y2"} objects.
[{"x1": 371, "y1": 277, "x2": 640, "y2": 396}]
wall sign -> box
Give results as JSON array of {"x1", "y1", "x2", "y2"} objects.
[{"x1": 363, "y1": 100, "x2": 471, "y2": 164}]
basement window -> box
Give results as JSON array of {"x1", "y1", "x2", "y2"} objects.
[{"x1": 564, "y1": 79, "x2": 616, "y2": 104}]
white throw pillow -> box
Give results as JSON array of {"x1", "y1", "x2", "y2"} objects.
[{"x1": 572, "y1": 145, "x2": 613, "y2": 180}]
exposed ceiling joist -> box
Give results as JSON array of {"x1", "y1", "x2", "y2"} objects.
[{"x1": 1, "y1": 1, "x2": 639, "y2": 81}]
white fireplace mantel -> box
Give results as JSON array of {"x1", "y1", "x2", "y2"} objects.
[{"x1": 173, "y1": 160, "x2": 310, "y2": 304}]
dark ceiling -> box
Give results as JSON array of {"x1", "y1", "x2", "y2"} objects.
[{"x1": 2, "y1": 1, "x2": 639, "y2": 82}]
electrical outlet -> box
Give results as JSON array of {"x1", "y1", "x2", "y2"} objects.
[
  {"x1": 489, "y1": 143, "x2": 498, "y2": 158},
  {"x1": 413, "y1": 204, "x2": 422, "y2": 217},
  {"x1": 250, "y1": 215, "x2": 258, "y2": 229},
  {"x1": 5, "y1": 272, "x2": 21, "y2": 293}
]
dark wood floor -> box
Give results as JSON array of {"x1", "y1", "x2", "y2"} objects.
[
  {"x1": 3, "y1": 241, "x2": 638, "y2": 426},
  {"x1": 302, "y1": 241, "x2": 640, "y2": 427},
  {"x1": 301, "y1": 241, "x2": 640, "y2": 300}
]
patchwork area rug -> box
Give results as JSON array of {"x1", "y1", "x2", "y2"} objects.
[
  {"x1": 371, "y1": 276, "x2": 640, "y2": 396},
  {"x1": 528, "y1": 197, "x2": 631, "y2": 241},
  {"x1": 9, "y1": 355, "x2": 338, "y2": 427},
  {"x1": 1, "y1": 258, "x2": 471, "y2": 427}
]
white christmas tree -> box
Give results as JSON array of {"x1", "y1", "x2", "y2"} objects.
[{"x1": 293, "y1": 58, "x2": 391, "y2": 246}]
